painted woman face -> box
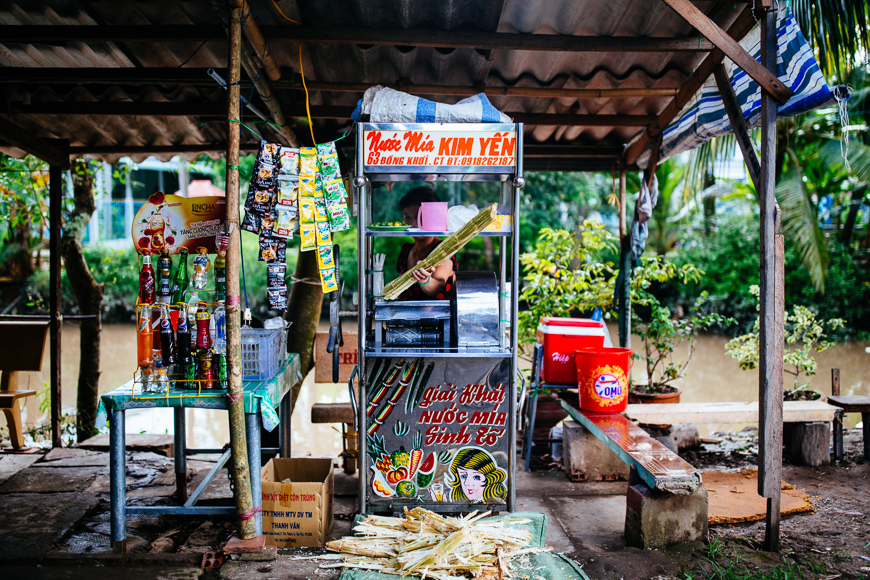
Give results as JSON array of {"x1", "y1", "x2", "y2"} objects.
[{"x1": 458, "y1": 466, "x2": 486, "y2": 501}]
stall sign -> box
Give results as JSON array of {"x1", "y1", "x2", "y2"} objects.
[
  {"x1": 364, "y1": 357, "x2": 511, "y2": 508},
  {"x1": 131, "y1": 192, "x2": 226, "y2": 254},
  {"x1": 363, "y1": 128, "x2": 517, "y2": 172}
]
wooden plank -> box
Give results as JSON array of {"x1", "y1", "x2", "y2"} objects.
[
  {"x1": 623, "y1": 401, "x2": 840, "y2": 424},
  {"x1": 827, "y1": 396, "x2": 870, "y2": 413},
  {"x1": 311, "y1": 403, "x2": 354, "y2": 425},
  {"x1": 662, "y1": 0, "x2": 792, "y2": 103},
  {"x1": 561, "y1": 402, "x2": 701, "y2": 495},
  {"x1": 0, "y1": 25, "x2": 716, "y2": 53},
  {"x1": 623, "y1": 6, "x2": 759, "y2": 165},
  {"x1": 713, "y1": 63, "x2": 761, "y2": 191}
]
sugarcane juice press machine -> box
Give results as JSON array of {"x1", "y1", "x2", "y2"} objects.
[{"x1": 350, "y1": 123, "x2": 526, "y2": 514}]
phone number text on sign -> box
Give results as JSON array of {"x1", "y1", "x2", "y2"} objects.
[{"x1": 363, "y1": 130, "x2": 516, "y2": 171}]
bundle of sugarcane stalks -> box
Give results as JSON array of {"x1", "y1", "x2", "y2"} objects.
[
  {"x1": 319, "y1": 507, "x2": 551, "y2": 580},
  {"x1": 382, "y1": 204, "x2": 499, "y2": 300}
]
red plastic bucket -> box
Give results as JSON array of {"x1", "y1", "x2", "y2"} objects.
[{"x1": 574, "y1": 347, "x2": 632, "y2": 413}]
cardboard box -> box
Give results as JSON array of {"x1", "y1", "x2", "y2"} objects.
[
  {"x1": 314, "y1": 331, "x2": 358, "y2": 383},
  {"x1": 261, "y1": 458, "x2": 334, "y2": 548}
]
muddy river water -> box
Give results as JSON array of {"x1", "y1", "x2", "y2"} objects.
[{"x1": 4, "y1": 323, "x2": 868, "y2": 452}]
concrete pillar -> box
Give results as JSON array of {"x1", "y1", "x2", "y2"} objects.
[
  {"x1": 562, "y1": 420, "x2": 630, "y2": 482},
  {"x1": 625, "y1": 483, "x2": 708, "y2": 549}
]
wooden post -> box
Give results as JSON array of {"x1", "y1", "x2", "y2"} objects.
[
  {"x1": 832, "y1": 369, "x2": 843, "y2": 460},
  {"x1": 226, "y1": 4, "x2": 257, "y2": 540},
  {"x1": 618, "y1": 162, "x2": 629, "y2": 349},
  {"x1": 49, "y1": 164, "x2": 63, "y2": 448},
  {"x1": 757, "y1": 1, "x2": 783, "y2": 552}
]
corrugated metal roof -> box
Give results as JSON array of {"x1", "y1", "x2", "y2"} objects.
[{"x1": 0, "y1": 0, "x2": 750, "y2": 168}]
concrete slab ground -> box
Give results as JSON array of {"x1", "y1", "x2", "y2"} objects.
[
  {"x1": 1, "y1": 492, "x2": 100, "y2": 557},
  {"x1": 0, "y1": 453, "x2": 42, "y2": 484}
]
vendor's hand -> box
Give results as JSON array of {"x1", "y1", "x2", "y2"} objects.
[{"x1": 412, "y1": 262, "x2": 436, "y2": 285}]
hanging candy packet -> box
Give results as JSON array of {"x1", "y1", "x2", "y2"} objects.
[
  {"x1": 320, "y1": 267, "x2": 338, "y2": 293},
  {"x1": 278, "y1": 147, "x2": 299, "y2": 176},
  {"x1": 245, "y1": 187, "x2": 275, "y2": 214},
  {"x1": 314, "y1": 199, "x2": 329, "y2": 223},
  {"x1": 259, "y1": 211, "x2": 276, "y2": 236},
  {"x1": 299, "y1": 176, "x2": 316, "y2": 198},
  {"x1": 318, "y1": 153, "x2": 341, "y2": 181},
  {"x1": 266, "y1": 263, "x2": 287, "y2": 288},
  {"x1": 323, "y1": 178, "x2": 347, "y2": 206},
  {"x1": 268, "y1": 286, "x2": 288, "y2": 311},
  {"x1": 299, "y1": 198, "x2": 315, "y2": 223},
  {"x1": 315, "y1": 221, "x2": 332, "y2": 246},
  {"x1": 317, "y1": 245, "x2": 335, "y2": 269},
  {"x1": 300, "y1": 224, "x2": 316, "y2": 251},
  {"x1": 328, "y1": 204, "x2": 351, "y2": 232},
  {"x1": 242, "y1": 209, "x2": 261, "y2": 234},
  {"x1": 273, "y1": 204, "x2": 296, "y2": 238},
  {"x1": 259, "y1": 235, "x2": 279, "y2": 262},
  {"x1": 300, "y1": 147, "x2": 318, "y2": 176},
  {"x1": 276, "y1": 177, "x2": 298, "y2": 206},
  {"x1": 316, "y1": 142, "x2": 337, "y2": 157},
  {"x1": 257, "y1": 141, "x2": 279, "y2": 166},
  {"x1": 252, "y1": 163, "x2": 277, "y2": 190}
]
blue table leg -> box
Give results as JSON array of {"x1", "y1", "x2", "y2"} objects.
[
  {"x1": 110, "y1": 409, "x2": 126, "y2": 553},
  {"x1": 174, "y1": 407, "x2": 187, "y2": 502},
  {"x1": 245, "y1": 412, "x2": 263, "y2": 535},
  {"x1": 279, "y1": 392, "x2": 292, "y2": 458}
]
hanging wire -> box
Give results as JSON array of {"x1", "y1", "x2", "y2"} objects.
[
  {"x1": 270, "y1": 0, "x2": 300, "y2": 24},
  {"x1": 834, "y1": 85, "x2": 852, "y2": 172},
  {"x1": 298, "y1": 44, "x2": 317, "y2": 145}
]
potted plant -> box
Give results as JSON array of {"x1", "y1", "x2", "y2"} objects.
[
  {"x1": 725, "y1": 285, "x2": 844, "y2": 400},
  {"x1": 630, "y1": 292, "x2": 734, "y2": 403}
]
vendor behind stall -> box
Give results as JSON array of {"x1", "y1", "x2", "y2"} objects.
[{"x1": 396, "y1": 187, "x2": 457, "y2": 301}]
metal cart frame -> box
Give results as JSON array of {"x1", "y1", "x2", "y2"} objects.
[{"x1": 351, "y1": 122, "x2": 525, "y2": 514}]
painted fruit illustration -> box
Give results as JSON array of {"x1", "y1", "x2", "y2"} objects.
[
  {"x1": 396, "y1": 480, "x2": 417, "y2": 498},
  {"x1": 386, "y1": 467, "x2": 408, "y2": 485},
  {"x1": 391, "y1": 448, "x2": 410, "y2": 469},
  {"x1": 415, "y1": 453, "x2": 436, "y2": 489}
]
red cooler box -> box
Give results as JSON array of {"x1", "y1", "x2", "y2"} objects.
[{"x1": 536, "y1": 317, "x2": 605, "y2": 385}]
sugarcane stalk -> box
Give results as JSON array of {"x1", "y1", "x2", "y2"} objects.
[
  {"x1": 404, "y1": 358, "x2": 427, "y2": 413},
  {"x1": 383, "y1": 204, "x2": 498, "y2": 300},
  {"x1": 411, "y1": 362, "x2": 436, "y2": 410}
]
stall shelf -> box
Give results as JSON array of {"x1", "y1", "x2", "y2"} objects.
[
  {"x1": 352, "y1": 122, "x2": 525, "y2": 514},
  {"x1": 98, "y1": 354, "x2": 300, "y2": 552}
]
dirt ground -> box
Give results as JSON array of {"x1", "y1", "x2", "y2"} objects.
[{"x1": 0, "y1": 427, "x2": 868, "y2": 580}]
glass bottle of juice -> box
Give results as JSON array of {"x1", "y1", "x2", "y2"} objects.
[
  {"x1": 139, "y1": 252, "x2": 156, "y2": 304},
  {"x1": 137, "y1": 308, "x2": 153, "y2": 368}
]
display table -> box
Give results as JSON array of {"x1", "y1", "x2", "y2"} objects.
[{"x1": 98, "y1": 354, "x2": 301, "y2": 553}]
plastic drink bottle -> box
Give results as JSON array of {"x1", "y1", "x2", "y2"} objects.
[
  {"x1": 139, "y1": 253, "x2": 156, "y2": 304},
  {"x1": 171, "y1": 248, "x2": 189, "y2": 304},
  {"x1": 214, "y1": 251, "x2": 226, "y2": 302},
  {"x1": 157, "y1": 249, "x2": 173, "y2": 303},
  {"x1": 189, "y1": 247, "x2": 210, "y2": 291},
  {"x1": 136, "y1": 309, "x2": 153, "y2": 368},
  {"x1": 216, "y1": 353, "x2": 227, "y2": 388},
  {"x1": 196, "y1": 301, "x2": 212, "y2": 349},
  {"x1": 213, "y1": 300, "x2": 226, "y2": 355},
  {"x1": 150, "y1": 364, "x2": 169, "y2": 393},
  {"x1": 159, "y1": 309, "x2": 177, "y2": 366}
]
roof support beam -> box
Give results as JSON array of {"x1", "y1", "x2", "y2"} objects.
[
  {"x1": 10, "y1": 103, "x2": 654, "y2": 127},
  {"x1": 623, "y1": 5, "x2": 759, "y2": 166},
  {"x1": 0, "y1": 116, "x2": 69, "y2": 167},
  {"x1": 0, "y1": 68, "x2": 681, "y2": 99},
  {"x1": 1, "y1": 25, "x2": 715, "y2": 53},
  {"x1": 661, "y1": 0, "x2": 793, "y2": 103},
  {"x1": 713, "y1": 63, "x2": 761, "y2": 191}
]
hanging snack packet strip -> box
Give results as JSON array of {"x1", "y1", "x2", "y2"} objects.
[
  {"x1": 277, "y1": 177, "x2": 298, "y2": 206},
  {"x1": 315, "y1": 221, "x2": 332, "y2": 247},
  {"x1": 317, "y1": 245, "x2": 335, "y2": 269},
  {"x1": 241, "y1": 209, "x2": 261, "y2": 234},
  {"x1": 268, "y1": 286, "x2": 288, "y2": 311},
  {"x1": 273, "y1": 204, "x2": 296, "y2": 239},
  {"x1": 323, "y1": 178, "x2": 347, "y2": 207},
  {"x1": 314, "y1": 198, "x2": 329, "y2": 223},
  {"x1": 320, "y1": 267, "x2": 338, "y2": 293},
  {"x1": 300, "y1": 224, "x2": 316, "y2": 251}
]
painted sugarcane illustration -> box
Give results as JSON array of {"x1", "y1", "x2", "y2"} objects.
[
  {"x1": 366, "y1": 360, "x2": 403, "y2": 417},
  {"x1": 405, "y1": 361, "x2": 436, "y2": 412},
  {"x1": 367, "y1": 358, "x2": 420, "y2": 435}
]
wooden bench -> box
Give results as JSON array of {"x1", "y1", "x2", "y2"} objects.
[
  {"x1": 559, "y1": 401, "x2": 707, "y2": 548},
  {"x1": 828, "y1": 395, "x2": 869, "y2": 459},
  {"x1": 0, "y1": 320, "x2": 49, "y2": 449}
]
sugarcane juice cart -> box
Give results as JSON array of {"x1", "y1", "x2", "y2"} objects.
[{"x1": 351, "y1": 123, "x2": 525, "y2": 514}]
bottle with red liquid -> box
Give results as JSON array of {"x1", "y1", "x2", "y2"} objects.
[
  {"x1": 196, "y1": 301, "x2": 212, "y2": 349},
  {"x1": 139, "y1": 252, "x2": 156, "y2": 304},
  {"x1": 199, "y1": 349, "x2": 215, "y2": 389},
  {"x1": 159, "y1": 307, "x2": 176, "y2": 366}
]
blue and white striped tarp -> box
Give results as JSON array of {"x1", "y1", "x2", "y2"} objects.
[
  {"x1": 636, "y1": 7, "x2": 835, "y2": 168},
  {"x1": 353, "y1": 86, "x2": 512, "y2": 124}
]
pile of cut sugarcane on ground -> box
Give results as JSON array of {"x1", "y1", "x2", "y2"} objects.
[{"x1": 318, "y1": 507, "x2": 552, "y2": 580}]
